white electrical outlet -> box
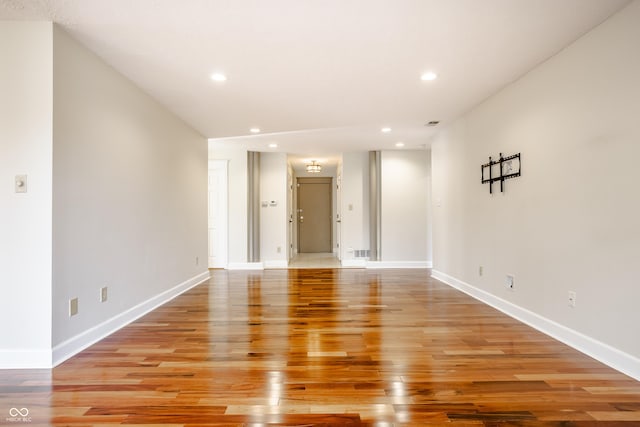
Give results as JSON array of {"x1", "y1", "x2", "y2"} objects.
[
  {"x1": 479, "y1": 266, "x2": 483, "y2": 276},
  {"x1": 195, "y1": 256, "x2": 199, "y2": 266},
  {"x1": 100, "y1": 287, "x2": 108, "y2": 303},
  {"x1": 505, "y1": 274, "x2": 515, "y2": 290},
  {"x1": 277, "y1": 246, "x2": 282, "y2": 253},
  {"x1": 568, "y1": 291, "x2": 576, "y2": 308}
]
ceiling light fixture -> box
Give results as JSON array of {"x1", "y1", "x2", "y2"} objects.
[
  {"x1": 250, "y1": 128, "x2": 261, "y2": 133},
  {"x1": 210, "y1": 73, "x2": 227, "y2": 82},
  {"x1": 381, "y1": 127, "x2": 392, "y2": 133},
  {"x1": 268, "y1": 143, "x2": 278, "y2": 148},
  {"x1": 306, "y1": 160, "x2": 322, "y2": 173},
  {"x1": 421, "y1": 71, "x2": 438, "y2": 81},
  {"x1": 395, "y1": 142, "x2": 405, "y2": 148}
]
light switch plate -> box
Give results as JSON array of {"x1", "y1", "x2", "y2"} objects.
[{"x1": 15, "y1": 175, "x2": 27, "y2": 193}]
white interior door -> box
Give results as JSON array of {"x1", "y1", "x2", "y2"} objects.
[{"x1": 208, "y1": 160, "x2": 228, "y2": 268}]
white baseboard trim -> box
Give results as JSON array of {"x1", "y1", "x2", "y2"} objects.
[
  {"x1": 227, "y1": 262, "x2": 264, "y2": 270},
  {"x1": 431, "y1": 269, "x2": 640, "y2": 381},
  {"x1": 263, "y1": 260, "x2": 288, "y2": 269},
  {"x1": 341, "y1": 259, "x2": 367, "y2": 268},
  {"x1": 52, "y1": 271, "x2": 210, "y2": 367},
  {"x1": 0, "y1": 349, "x2": 52, "y2": 369},
  {"x1": 367, "y1": 260, "x2": 432, "y2": 269}
]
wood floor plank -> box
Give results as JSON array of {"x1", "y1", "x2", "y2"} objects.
[{"x1": 1, "y1": 268, "x2": 639, "y2": 425}]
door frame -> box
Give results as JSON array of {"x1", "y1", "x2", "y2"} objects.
[{"x1": 336, "y1": 172, "x2": 342, "y2": 260}]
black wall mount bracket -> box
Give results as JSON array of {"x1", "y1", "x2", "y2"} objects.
[{"x1": 481, "y1": 153, "x2": 521, "y2": 194}]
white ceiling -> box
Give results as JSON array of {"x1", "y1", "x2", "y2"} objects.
[{"x1": 1, "y1": 0, "x2": 631, "y2": 173}]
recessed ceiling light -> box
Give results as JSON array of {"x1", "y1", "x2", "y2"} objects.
[
  {"x1": 381, "y1": 127, "x2": 392, "y2": 133},
  {"x1": 250, "y1": 128, "x2": 261, "y2": 133},
  {"x1": 268, "y1": 143, "x2": 278, "y2": 148},
  {"x1": 420, "y1": 71, "x2": 438, "y2": 81},
  {"x1": 395, "y1": 142, "x2": 405, "y2": 148},
  {"x1": 210, "y1": 73, "x2": 227, "y2": 82}
]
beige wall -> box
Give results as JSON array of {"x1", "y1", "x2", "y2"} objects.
[
  {"x1": 52, "y1": 25, "x2": 208, "y2": 357},
  {"x1": 340, "y1": 152, "x2": 370, "y2": 264},
  {"x1": 0, "y1": 22, "x2": 53, "y2": 367},
  {"x1": 431, "y1": 2, "x2": 640, "y2": 379},
  {"x1": 260, "y1": 152, "x2": 288, "y2": 267},
  {"x1": 380, "y1": 150, "x2": 431, "y2": 264}
]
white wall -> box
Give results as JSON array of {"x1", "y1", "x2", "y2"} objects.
[
  {"x1": 260, "y1": 152, "x2": 288, "y2": 267},
  {"x1": 340, "y1": 152, "x2": 369, "y2": 264},
  {"x1": 336, "y1": 160, "x2": 343, "y2": 258},
  {"x1": 51, "y1": 26, "x2": 208, "y2": 360},
  {"x1": 431, "y1": 1, "x2": 640, "y2": 379},
  {"x1": 380, "y1": 150, "x2": 431, "y2": 265},
  {"x1": 0, "y1": 22, "x2": 53, "y2": 367},
  {"x1": 208, "y1": 145, "x2": 248, "y2": 266}
]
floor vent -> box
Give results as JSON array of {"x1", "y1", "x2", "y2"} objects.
[{"x1": 354, "y1": 249, "x2": 370, "y2": 258}]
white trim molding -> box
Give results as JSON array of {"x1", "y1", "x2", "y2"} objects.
[
  {"x1": 263, "y1": 260, "x2": 288, "y2": 269},
  {"x1": 341, "y1": 259, "x2": 367, "y2": 268},
  {"x1": 367, "y1": 260, "x2": 432, "y2": 269},
  {"x1": 227, "y1": 262, "x2": 264, "y2": 270},
  {"x1": 431, "y1": 269, "x2": 640, "y2": 381},
  {"x1": 52, "y1": 271, "x2": 210, "y2": 367},
  {"x1": 0, "y1": 349, "x2": 52, "y2": 369}
]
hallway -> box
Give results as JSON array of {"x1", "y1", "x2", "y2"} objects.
[
  {"x1": 287, "y1": 252, "x2": 342, "y2": 269},
  {"x1": 1, "y1": 269, "x2": 638, "y2": 425}
]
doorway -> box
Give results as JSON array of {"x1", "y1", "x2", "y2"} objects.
[
  {"x1": 208, "y1": 160, "x2": 228, "y2": 268},
  {"x1": 297, "y1": 177, "x2": 332, "y2": 253}
]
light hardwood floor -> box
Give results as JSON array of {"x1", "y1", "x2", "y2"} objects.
[{"x1": 1, "y1": 269, "x2": 639, "y2": 425}]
